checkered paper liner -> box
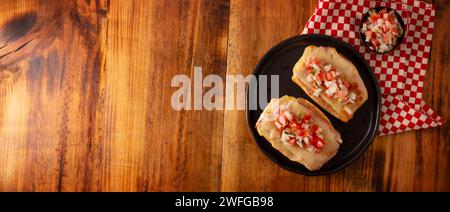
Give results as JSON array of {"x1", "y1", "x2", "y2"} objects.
[{"x1": 302, "y1": 0, "x2": 443, "y2": 136}]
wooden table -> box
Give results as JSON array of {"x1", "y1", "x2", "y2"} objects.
[{"x1": 0, "y1": 0, "x2": 448, "y2": 192}]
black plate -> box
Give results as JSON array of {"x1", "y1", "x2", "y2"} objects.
[{"x1": 246, "y1": 34, "x2": 381, "y2": 176}]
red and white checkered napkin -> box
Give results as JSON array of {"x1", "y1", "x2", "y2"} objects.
[{"x1": 303, "y1": 0, "x2": 443, "y2": 136}]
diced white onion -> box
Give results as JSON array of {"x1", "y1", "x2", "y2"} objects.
[
  {"x1": 281, "y1": 132, "x2": 289, "y2": 142},
  {"x1": 304, "y1": 123, "x2": 310, "y2": 130},
  {"x1": 317, "y1": 128, "x2": 323, "y2": 134},
  {"x1": 279, "y1": 117, "x2": 286, "y2": 125},
  {"x1": 379, "y1": 44, "x2": 389, "y2": 52},
  {"x1": 385, "y1": 20, "x2": 392, "y2": 28},
  {"x1": 324, "y1": 81, "x2": 334, "y2": 88},
  {"x1": 377, "y1": 18, "x2": 384, "y2": 26},
  {"x1": 275, "y1": 121, "x2": 282, "y2": 129},
  {"x1": 323, "y1": 64, "x2": 332, "y2": 72},
  {"x1": 313, "y1": 88, "x2": 322, "y2": 97},
  {"x1": 332, "y1": 71, "x2": 340, "y2": 77},
  {"x1": 283, "y1": 111, "x2": 293, "y2": 121},
  {"x1": 325, "y1": 85, "x2": 338, "y2": 96},
  {"x1": 349, "y1": 92, "x2": 357, "y2": 101},
  {"x1": 311, "y1": 64, "x2": 321, "y2": 72},
  {"x1": 361, "y1": 24, "x2": 367, "y2": 32},
  {"x1": 303, "y1": 137, "x2": 310, "y2": 145},
  {"x1": 306, "y1": 74, "x2": 314, "y2": 82}
]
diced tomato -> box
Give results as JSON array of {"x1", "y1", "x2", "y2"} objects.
[
  {"x1": 289, "y1": 122, "x2": 295, "y2": 129},
  {"x1": 290, "y1": 121, "x2": 300, "y2": 130},
  {"x1": 306, "y1": 63, "x2": 312, "y2": 71},
  {"x1": 369, "y1": 13, "x2": 380, "y2": 22},
  {"x1": 311, "y1": 124, "x2": 319, "y2": 133},
  {"x1": 382, "y1": 24, "x2": 390, "y2": 33},
  {"x1": 343, "y1": 80, "x2": 352, "y2": 89},
  {"x1": 344, "y1": 81, "x2": 352, "y2": 90},
  {"x1": 383, "y1": 33, "x2": 392, "y2": 44},
  {"x1": 364, "y1": 30, "x2": 374, "y2": 39},
  {"x1": 289, "y1": 137, "x2": 297, "y2": 145},
  {"x1": 330, "y1": 67, "x2": 337, "y2": 72},
  {"x1": 316, "y1": 72, "x2": 325, "y2": 82},
  {"x1": 310, "y1": 57, "x2": 319, "y2": 65},
  {"x1": 310, "y1": 136, "x2": 318, "y2": 146},
  {"x1": 311, "y1": 136, "x2": 325, "y2": 149},
  {"x1": 391, "y1": 27, "x2": 398, "y2": 35},
  {"x1": 302, "y1": 114, "x2": 312, "y2": 122},
  {"x1": 336, "y1": 90, "x2": 348, "y2": 99},
  {"x1": 389, "y1": 13, "x2": 396, "y2": 23},
  {"x1": 326, "y1": 72, "x2": 334, "y2": 81},
  {"x1": 370, "y1": 38, "x2": 379, "y2": 47},
  {"x1": 299, "y1": 131, "x2": 309, "y2": 137},
  {"x1": 379, "y1": 8, "x2": 388, "y2": 17},
  {"x1": 316, "y1": 140, "x2": 325, "y2": 149}
]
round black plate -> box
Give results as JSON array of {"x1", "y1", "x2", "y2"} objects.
[{"x1": 246, "y1": 34, "x2": 381, "y2": 176}]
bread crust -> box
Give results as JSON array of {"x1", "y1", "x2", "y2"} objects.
[
  {"x1": 256, "y1": 96, "x2": 341, "y2": 171},
  {"x1": 292, "y1": 46, "x2": 368, "y2": 123}
]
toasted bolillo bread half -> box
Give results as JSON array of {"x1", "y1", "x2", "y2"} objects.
[
  {"x1": 256, "y1": 96, "x2": 342, "y2": 171},
  {"x1": 292, "y1": 46, "x2": 368, "y2": 123}
]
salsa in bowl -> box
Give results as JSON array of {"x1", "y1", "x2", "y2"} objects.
[{"x1": 360, "y1": 7, "x2": 406, "y2": 54}]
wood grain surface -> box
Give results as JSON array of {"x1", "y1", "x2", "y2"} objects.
[{"x1": 0, "y1": 0, "x2": 448, "y2": 192}]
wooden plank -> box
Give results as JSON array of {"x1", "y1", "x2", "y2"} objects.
[
  {"x1": 0, "y1": 0, "x2": 108, "y2": 191},
  {"x1": 221, "y1": 0, "x2": 330, "y2": 192},
  {"x1": 0, "y1": 0, "x2": 230, "y2": 191},
  {"x1": 417, "y1": 0, "x2": 450, "y2": 191},
  {"x1": 101, "y1": 0, "x2": 229, "y2": 191}
]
